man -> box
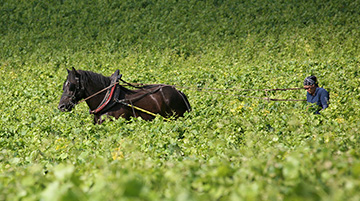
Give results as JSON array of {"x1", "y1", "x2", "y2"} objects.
[{"x1": 304, "y1": 76, "x2": 329, "y2": 114}]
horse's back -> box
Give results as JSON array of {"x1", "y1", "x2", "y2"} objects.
[{"x1": 128, "y1": 84, "x2": 190, "y2": 119}]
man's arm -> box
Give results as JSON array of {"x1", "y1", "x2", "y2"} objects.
[{"x1": 320, "y1": 90, "x2": 330, "y2": 109}]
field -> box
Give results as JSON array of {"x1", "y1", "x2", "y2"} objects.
[{"x1": 1, "y1": 0, "x2": 360, "y2": 200}]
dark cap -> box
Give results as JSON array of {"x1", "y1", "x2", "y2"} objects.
[{"x1": 303, "y1": 76, "x2": 317, "y2": 86}]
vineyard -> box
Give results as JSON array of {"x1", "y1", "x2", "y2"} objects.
[{"x1": 1, "y1": 0, "x2": 360, "y2": 200}]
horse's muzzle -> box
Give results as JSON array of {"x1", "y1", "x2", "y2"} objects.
[{"x1": 58, "y1": 103, "x2": 73, "y2": 112}]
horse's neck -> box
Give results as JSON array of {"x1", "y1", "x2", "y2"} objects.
[{"x1": 83, "y1": 74, "x2": 111, "y2": 110}]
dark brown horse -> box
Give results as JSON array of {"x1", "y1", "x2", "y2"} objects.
[{"x1": 58, "y1": 67, "x2": 191, "y2": 124}]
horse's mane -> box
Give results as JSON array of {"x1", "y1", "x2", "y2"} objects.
[
  {"x1": 77, "y1": 70, "x2": 166, "y2": 95},
  {"x1": 77, "y1": 70, "x2": 111, "y2": 88},
  {"x1": 78, "y1": 70, "x2": 138, "y2": 94}
]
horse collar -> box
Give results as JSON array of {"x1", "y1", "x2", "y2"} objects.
[
  {"x1": 90, "y1": 84, "x2": 118, "y2": 114},
  {"x1": 90, "y1": 71, "x2": 121, "y2": 114}
]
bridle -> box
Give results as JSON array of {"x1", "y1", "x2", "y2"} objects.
[{"x1": 62, "y1": 76, "x2": 84, "y2": 107}]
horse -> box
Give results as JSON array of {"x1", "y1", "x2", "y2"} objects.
[{"x1": 58, "y1": 67, "x2": 191, "y2": 124}]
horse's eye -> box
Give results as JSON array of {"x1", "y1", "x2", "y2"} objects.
[{"x1": 69, "y1": 83, "x2": 76, "y2": 91}]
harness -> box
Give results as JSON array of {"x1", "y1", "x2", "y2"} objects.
[
  {"x1": 89, "y1": 70, "x2": 171, "y2": 121},
  {"x1": 90, "y1": 73, "x2": 120, "y2": 114}
]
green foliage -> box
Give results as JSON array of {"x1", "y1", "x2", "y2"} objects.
[{"x1": 1, "y1": 0, "x2": 360, "y2": 200}]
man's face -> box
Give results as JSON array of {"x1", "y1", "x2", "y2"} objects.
[{"x1": 304, "y1": 84, "x2": 316, "y2": 95}]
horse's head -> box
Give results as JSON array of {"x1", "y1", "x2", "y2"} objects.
[{"x1": 58, "y1": 67, "x2": 85, "y2": 112}]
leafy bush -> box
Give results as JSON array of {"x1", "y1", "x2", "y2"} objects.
[{"x1": 1, "y1": 0, "x2": 360, "y2": 200}]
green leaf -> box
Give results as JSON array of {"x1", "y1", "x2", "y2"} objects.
[{"x1": 54, "y1": 164, "x2": 75, "y2": 181}]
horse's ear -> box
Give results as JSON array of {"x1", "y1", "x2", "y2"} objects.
[
  {"x1": 71, "y1": 67, "x2": 80, "y2": 77},
  {"x1": 67, "y1": 68, "x2": 70, "y2": 74}
]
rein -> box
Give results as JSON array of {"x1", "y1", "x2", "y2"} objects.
[
  {"x1": 78, "y1": 82, "x2": 119, "y2": 104},
  {"x1": 175, "y1": 86, "x2": 307, "y2": 102},
  {"x1": 79, "y1": 82, "x2": 306, "y2": 104},
  {"x1": 75, "y1": 76, "x2": 305, "y2": 121},
  {"x1": 109, "y1": 81, "x2": 307, "y2": 101}
]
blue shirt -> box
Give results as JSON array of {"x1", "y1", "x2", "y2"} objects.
[{"x1": 306, "y1": 87, "x2": 329, "y2": 113}]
